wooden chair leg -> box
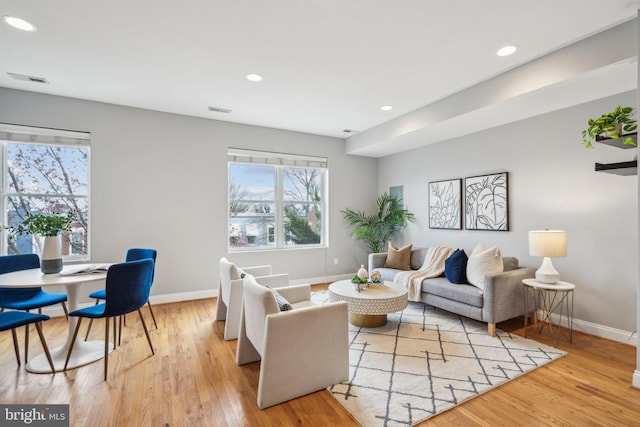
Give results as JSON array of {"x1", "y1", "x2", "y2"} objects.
[
  {"x1": 147, "y1": 301, "x2": 158, "y2": 329},
  {"x1": 64, "y1": 318, "x2": 83, "y2": 371},
  {"x1": 138, "y1": 309, "x2": 154, "y2": 355},
  {"x1": 24, "y1": 317, "x2": 29, "y2": 364},
  {"x1": 84, "y1": 299, "x2": 101, "y2": 341},
  {"x1": 61, "y1": 302, "x2": 69, "y2": 319},
  {"x1": 34, "y1": 322, "x2": 55, "y2": 372},
  {"x1": 118, "y1": 316, "x2": 123, "y2": 346},
  {"x1": 112, "y1": 317, "x2": 117, "y2": 349},
  {"x1": 11, "y1": 328, "x2": 20, "y2": 366},
  {"x1": 104, "y1": 317, "x2": 110, "y2": 381}
]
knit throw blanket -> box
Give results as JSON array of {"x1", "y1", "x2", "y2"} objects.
[{"x1": 394, "y1": 246, "x2": 454, "y2": 301}]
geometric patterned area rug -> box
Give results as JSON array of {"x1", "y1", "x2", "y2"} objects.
[{"x1": 312, "y1": 291, "x2": 566, "y2": 426}]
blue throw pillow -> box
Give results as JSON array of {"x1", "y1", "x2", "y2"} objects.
[{"x1": 445, "y1": 249, "x2": 468, "y2": 284}]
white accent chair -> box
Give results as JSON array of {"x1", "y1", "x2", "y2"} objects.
[
  {"x1": 236, "y1": 274, "x2": 349, "y2": 409},
  {"x1": 216, "y1": 257, "x2": 290, "y2": 340}
]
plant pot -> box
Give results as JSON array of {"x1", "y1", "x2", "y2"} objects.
[{"x1": 41, "y1": 235, "x2": 63, "y2": 274}]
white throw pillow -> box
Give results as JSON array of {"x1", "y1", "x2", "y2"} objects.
[{"x1": 466, "y1": 244, "x2": 504, "y2": 290}]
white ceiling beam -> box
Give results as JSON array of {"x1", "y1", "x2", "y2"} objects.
[{"x1": 346, "y1": 20, "x2": 638, "y2": 158}]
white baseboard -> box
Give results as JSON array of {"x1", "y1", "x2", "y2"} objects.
[
  {"x1": 149, "y1": 289, "x2": 216, "y2": 304},
  {"x1": 32, "y1": 276, "x2": 350, "y2": 318},
  {"x1": 33, "y1": 279, "x2": 637, "y2": 349},
  {"x1": 633, "y1": 370, "x2": 640, "y2": 389},
  {"x1": 539, "y1": 310, "x2": 637, "y2": 347}
]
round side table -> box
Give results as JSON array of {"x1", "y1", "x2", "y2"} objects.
[{"x1": 523, "y1": 278, "x2": 575, "y2": 346}]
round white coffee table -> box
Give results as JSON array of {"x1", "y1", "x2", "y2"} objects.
[{"x1": 328, "y1": 280, "x2": 408, "y2": 327}]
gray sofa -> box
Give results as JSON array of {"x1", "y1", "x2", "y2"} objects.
[{"x1": 368, "y1": 247, "x2": 535, "y2": 336}]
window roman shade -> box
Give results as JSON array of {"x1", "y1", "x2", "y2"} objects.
[
  {"x1": 0, "y1": 123, "x2": 90, "y2": 146},
  {"x1": 228, "y1": 148, "x2": 327, "y2": 168}
]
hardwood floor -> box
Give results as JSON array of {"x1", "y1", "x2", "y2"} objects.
[{"x1": 1, "y1": 287, "x2": 639, "y2": 426}]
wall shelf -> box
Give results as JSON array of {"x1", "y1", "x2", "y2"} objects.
[
  {"x1": 594, "y1": 132, "x2": 637, "y2": 175},
  {"x1": 595, "y1": 132, "x2": 637, "y2": 149},
  {"x1": 594, "y1": 160, "x2": 637, "y2": 176}
]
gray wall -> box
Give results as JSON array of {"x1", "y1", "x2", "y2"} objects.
[
  {"x1": 0, "y1": 88, "x2": 377, "y2": 302},
  {"x1": 1, "y1": 87, "x2": 637, "y2": 346},
  {"x1": 379, "y1": 91, "x2": 638, "y2": 341}
]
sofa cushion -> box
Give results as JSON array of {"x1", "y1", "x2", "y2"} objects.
[
  {"x1": 445, "y1": 249, "x2": 468, "y2": 284},
  {"x1": 383, "y1": 242, "x2": 412, "y2": 270},
  {"x1": 466, "y1": 244, "x2": 503, "y2": 291},
  {"x1": 410, "y1": 248, "x2": 428, "y2": 270},
  {"x1": 422, "y1": 277, "x2": 484, "y2": 308}
]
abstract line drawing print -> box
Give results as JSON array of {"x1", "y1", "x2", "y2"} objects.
[
  {"x1": 428, "y1": 179, "x2": 462, "y2": 229},
  {"x1": 465, "y1": 172, "x2": 508, "y2": 231}
]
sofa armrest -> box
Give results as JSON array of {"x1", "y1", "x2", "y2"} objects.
[
  {"x1": 254, "y1": 273, "x2": 290, "y2": 287},
  {"x1": 242, "y1": 265, "x2": 273, "y2": 276},
  {"x1": 482, "y1": 267, "x2": 536, "y2": 324},
  {"x1": 273, "y1": 283, "x2": 311, "y2": 304},
  {"x1": 368, "y1": 252, "x2": 388, "y2": 273}
]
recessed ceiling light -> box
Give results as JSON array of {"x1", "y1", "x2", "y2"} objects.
[
  {"x1": 496, "y1": 45, "x2": 517, "y2": 57},
  {"x1": 2, "y1": 16, "x2": 37, "y2": 32},
  {"x1": 246, "y1": 73, "x2": 263, "y2": 82},
  {"x1": 380, "y1": 105, "x2": 393, "y2": 111}
]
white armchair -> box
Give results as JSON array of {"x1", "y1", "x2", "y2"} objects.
[
  {"x1": 216, "y1": 257, "x2": 290, "y2": 340},
  {"x1": 236, "y1": 274, "x2": 349, "y2": 409}
]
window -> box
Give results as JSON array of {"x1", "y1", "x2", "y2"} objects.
[
  {"x1": 0, "y1": 124, "x2": 90, "y2": 260},
  {"x1": 228, "y1": 148, "x2": 327, "y2": 251}
]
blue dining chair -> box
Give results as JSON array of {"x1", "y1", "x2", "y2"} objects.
[
  {"x1": 0, "y1": 310, "x2": 55, "y2": 372},
  {"x1": 84, "y1": 248, "x2": 157, "y2": 341},
  {"x1": 64, "y1": 258, "x2": 155, "y2": 380},
  {"x1": 0, "y1": 254, "x2": 68, "y2": 363}
]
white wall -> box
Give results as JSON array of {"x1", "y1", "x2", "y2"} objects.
[
  {"x1": 0, "y1": 88, "x2": 378, "y2": 303},
  {"x1": 379, "y1": 91, "x2": 638, "y2": 342}
]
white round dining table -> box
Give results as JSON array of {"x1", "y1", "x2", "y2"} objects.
[{"x1": 0, "y1": 263, "x2": 112, "y2": 373}]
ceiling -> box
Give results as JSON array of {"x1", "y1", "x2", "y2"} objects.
[{"x1": 1, "y1": 1, "x2": 639, "y2": 157}]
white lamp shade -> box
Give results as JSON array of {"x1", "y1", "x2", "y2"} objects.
[
  {"x1": 529, "y1": 229, "x2": 567, "y2": 284},
  {"x1": 528, "y1": 230, "x2": 567, "y2": 258}
]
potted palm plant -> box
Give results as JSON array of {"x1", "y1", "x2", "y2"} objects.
[
  {"x1": 341, "y1": 193, "x2": 415, "y2": 254},
  {"x1": 581, "y1": 105, "x2": 637, "y2": 148},
  {"x1": 6, "y1": 212, "x2": 73, "y2": 273}
]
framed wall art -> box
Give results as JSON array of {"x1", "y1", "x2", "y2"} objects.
[
  {"x1": 428, "y1": 178, "x2": 462, "y2": 229},
  {"x1": 464, "y1": 172, "x2": 509, "y2": 231}
]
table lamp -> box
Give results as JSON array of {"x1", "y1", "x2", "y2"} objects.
[{"x1": 528, "y1": 229, "x2": 567, "y2": 284}]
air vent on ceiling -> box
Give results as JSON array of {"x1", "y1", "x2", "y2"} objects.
[
  {"x1": 7, "y1": 72, "x2": 49, "y2": 84},
  {"x1": 208, "y1": 106, "x2": 232, "y2": 114}
]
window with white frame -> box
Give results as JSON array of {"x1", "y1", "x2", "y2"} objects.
[
  {"x1": 228, "y1": 148, "x2": 327, "y2": 251},
  {"x1": 0, "y1": 124, "x2": 90, "y2": 260}
]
